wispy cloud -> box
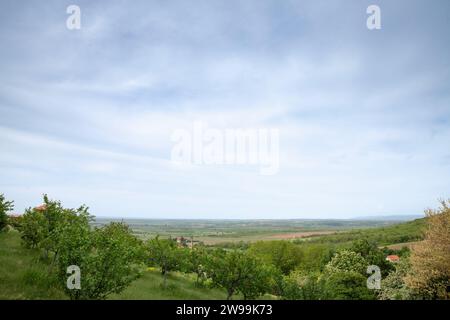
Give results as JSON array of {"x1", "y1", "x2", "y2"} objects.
[{"x1": 0, "y1": 0, "x2": 449, "y2": 218}]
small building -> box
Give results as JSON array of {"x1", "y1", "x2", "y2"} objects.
[
  {"x1": 174, "y1": 236, "x2": 199, "y2": 249},
  {"x1": 34, "y1": 204, "x2": 47, "y2": 211},
  {"x1": 386, "y1": 255, "x2": 400, "y2": 263}
]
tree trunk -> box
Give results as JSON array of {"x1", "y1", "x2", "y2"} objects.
[{"x1": 163, "y1": 270, "x2": 167, "y2": 288}]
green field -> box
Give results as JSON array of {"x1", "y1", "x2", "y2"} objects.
[{"x1": 92, "y1": 217, "x2": 414, "y2": 245}]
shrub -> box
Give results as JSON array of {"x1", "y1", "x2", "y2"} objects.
[
  {"x1": 0, "y1": 194, "x2": 14, "y2": 232},
  {"x1": 325, "y1": 250, "x2": 368, "y2": 275}
]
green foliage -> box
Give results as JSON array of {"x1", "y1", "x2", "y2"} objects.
[
  {"x1": 406, "y1": 200, "x2": 450, "y2": 299},
  {"x1": 305, "y1": 218, "x2": 426, "y2": 246},
  {"x1": 321, "y1": 249, "x2": 381, "y2": 300},
  {"x1": 0, "y1": 194, "x2": 439, "y2": 301},
  {"x1": 7, "y1": 215, "x2": 23, "y2": 230},
  {"x1": 147, "y1": 236, "x2": 187, "y2": 287},
  {"x1": 0, "y1": 232, "x2": 231, "y2": 300},
  {"x1": 184, "y1": 246, "x2": 209, "y2": 286},
  {"x1": 110, "y1": 269, "x2": 236, "y2": 300},
  {"x1": 379, "y1": 259, "x2": 414, "y2": 300},
  {"x1": 205, "y1": 249, "x2": 273, "y2": 300},
  {"x1": 296, "y1": 243, "x2": 337, "y2": 272},
  {"x1": 325, "y1": 250, "x2": 368, "y2": 275},
  {"x1": 57, "y1": 222, "x2": 145, "y2": 299},
  {"x1": 0, "y1": 194, "x2": 14, "y2": 232},
  {"x1": 322, "y1": 271, "x2": 376, "y2": 300},
  {"x1": 20, "y1": 209, "x2": 48, "y2": 249},
  {"x1": 350, "y1": 239, "x2": 394, "y2": 276},
  {"x1": 0, "y1": 231, "x2": 66, "y2": 299},
  {"x1": 20, "y1": 195, "x2": 92, "y2": 255},
  {"x1": 281, "y1": 271, "x2": 324, "y2": 300},
  {"x1": 248, "y1": 241, "x2": 303, "y2": 275},
  {"x1": 16, "y1": 195, "x2": 145, "y2": 300}
]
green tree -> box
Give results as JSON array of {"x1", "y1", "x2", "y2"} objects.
[
  {"x1": 405, "y1": 200, "x2": 450, "y2": 299},
  {"x1": 325, "y1": 250, "x2": 368, "y2": 275},
  {"x1": 248, "y1": 241, "x2": 303, "y2": 275},
  {"x1": 20, "y1": 208, "x2": 48, "y2": 249},
  {"x1": 350, "y1": 239, "x2": 393, "y2": 276},
  {"x1": 57, "y1": 222, "x2": 145, "y2": 300},
  {"x1": 379, "y1": 259, "x2": 414, "y2": 300},
  {"x1": 205, "y1": 250, "x2": 273, "y2": 300},
  {"x1": 0, "y1": 194, "x2": 14, "y2": 231},
  {"x1": 147, "y1": 236, "x2": 186, "y2": 288},
  {"x1": 321, "y1": 250, "x2": 377, "y2": 300},
  {"x1": 19, "y1": 195, "x2": 144, "y2": 300},
  {"x1": 322, "y1": 271, "x2": 376, "y2": 300},
  {"x1": 185, "y1": 246, "x2": 209, "y2": 286},
  {"x1": 297, "y1": 243, "x2": 336, "y2": 272},
  {"x1": 281, "y1": 271, "x2": 324, "y2": 300},
  {"x1": 20, "y1": 195, "x2": 92, "y2": 261}
]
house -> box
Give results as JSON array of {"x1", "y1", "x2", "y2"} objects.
[
  {"x1": 386, "y1": 255, "x2": 400, "y2": 263},
  {"x1": 174, "y1": 236, "x2": 199, "y2": 249},
  {"x1": 34, "y1": 204, "x2": 47, "y2": 211},
  {"x1": 7, "y1": 213, "x2": 23, "y2": 218}
]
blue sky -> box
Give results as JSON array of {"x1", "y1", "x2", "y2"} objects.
[{"x1": 0, "y1": 0, "x2": 449, "y2": 218}]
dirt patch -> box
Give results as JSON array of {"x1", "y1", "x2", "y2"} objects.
[
  {"x1": 381, "y1": 241, "x2": 423, "y2": 250},
  {"x1": 267, "y1": 231, "x2": 337, "y2": 240}
]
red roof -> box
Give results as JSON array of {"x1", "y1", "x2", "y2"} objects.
[
  {"x1": 8, "y1": 213, "x2": 23, "y2": 217},
  {"x1": 386, "y1": 255, "x2": 400, "y2": 262},
  {"x1": 34, "y1": 204, "x2": 47, "y2": 211}
]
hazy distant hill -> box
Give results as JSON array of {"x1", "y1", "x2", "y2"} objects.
[{"x1": 350, "y1": 214, "x2": 424, "y2": 221}]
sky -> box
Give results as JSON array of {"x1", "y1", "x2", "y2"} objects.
[{"x1": 0, "y1": 0, "x2": 449, "y2": 219}]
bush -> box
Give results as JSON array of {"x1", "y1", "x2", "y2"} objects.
[
  {"x1": 325, "y1": 250, "x2": 368, "y2": 275},
  {"x1": 0, "y1": 194, "x2": 14, "y2": 232}
]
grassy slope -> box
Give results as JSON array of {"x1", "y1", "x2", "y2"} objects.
[
  {"x1": 110, "y1": 272, "x2": 231, "y2": 300},
  {"x1": 304, "y1": 218, "x2": 427, "y2": 246},
  {"x1": 0, "y1": 231, "x2": 231, "y2": 300},
  {"x1": 0, "y1": 230, "x2": 66, "y2": 299}
]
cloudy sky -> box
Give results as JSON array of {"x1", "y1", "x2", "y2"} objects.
[{"x1": 0, "y1": 0, "x2": 449, "y2": 219}]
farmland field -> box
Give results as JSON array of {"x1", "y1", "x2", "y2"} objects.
[{"x1": 92, "y1": 218, "x2": 413, "y2": 245}]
